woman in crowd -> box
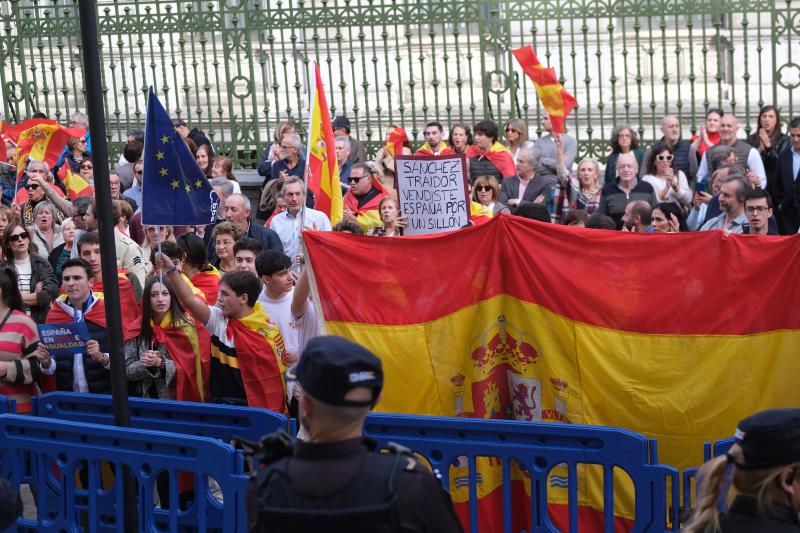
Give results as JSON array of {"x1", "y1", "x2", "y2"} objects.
[
  {"x1": 604, "y1": 124, "x2": 645, "y2": 183},
  {"x1": 555, "y1": 158, "x2": 603, "y2": 223},
  {"x1": 0, "y1": 205, "x2": 12, "y2": 260},
  {"x1": 448, "y1": 123, "x2": 473, "y2": 154},
  {"x1": 651, "y1": 202, "x2": 688, "y2": 233},
  {"x1": 48, "y1": 218, "x2": 76, "y2": 284},
  {"x1": 63, "y1": 135, "x2": 90, "y2": 173},
  {"x1": 689, "y1": 108, "x2": 724, "y2": 174},
  {"x1": 467, "y1": 120, "x2": 516, "y2": 183},
  {"x1": 472, "y1": 175, "x2": 511, "y2": 216},
  {"x1": 176, "y1": 232, "x2": 220, "y2": 305},
  {"x1": 113, "y1": 199, "x2": 133, "y2": 237},
  {"x1": 642, "y1": 140, "x2": 692, "y2": 212},
  {"x1": 503, "y1": 118, "x2": 529, "y2": 165},
  {"x1": 746, "y1": 105, "x2": 790, "y2": 199},
  {"x1": 562, "y1": 209, "x2": 588, "y2": 227},
  {"x1": 0, "y1": 266, "x2": 44, "y2": 414},
  {"x1": 211, "y1": 221, "x2": 243, "y2": 273},
  {"x1": 0, "y1": 222, "x2": 58, "y2": 323},
  {"x1": 211, "y1": 155, "x2": 241, "y2": 194},
  {"x1": 195, "y1": 143, "x2": 214, "y2": 179},
  {"x1": 18, "y1": 174, "x2": 66, "y2": 228},
  {"x1": 685, "y1": 408, "x2": 800, "y2": 533},
  {"x1": 142, "y1": 225, "x2": 176, "y2": 273},
  {"x1": 30, "y1": 202, "x2": 63, "y2": 260},
  {"x1": 370, "y1": 196, "x2": 407, "y2": 237},
  {"x1": 78, "y1": 156, "x2": 94, "y2": 187}
]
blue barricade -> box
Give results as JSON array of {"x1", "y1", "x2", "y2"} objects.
[
  {"x1": 363, "y1": 413, "x2": 680, "y2": 533},
  {"x1": 0, "y1": 394, "x2": 14, "y2": 414},
  {"x1": 682, "y1": 437, "x2": 736, "y2": 518},
  {"x1": 31, "y1": 392, "x2": 288, "y2": 442},
  {"x1": 0, "y1": 414, "x2": 249, "y2": 532}
]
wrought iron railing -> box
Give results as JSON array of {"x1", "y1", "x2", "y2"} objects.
[{"x1": 1, "y1": 0, "x2": 797, "y2": 167}]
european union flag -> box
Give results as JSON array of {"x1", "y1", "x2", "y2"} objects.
[{"x1": 141, "y1": 88, "x2": 215, "y2": 225}]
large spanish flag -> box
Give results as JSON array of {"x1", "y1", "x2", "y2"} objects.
[
  {"x1": 305, "y1": 62, "x2": 343, "y2": 226},
  {"x1": 304, "y1": 214, "x2": 800, "y2": 531}
]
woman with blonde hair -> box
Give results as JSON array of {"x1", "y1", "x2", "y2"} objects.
[
  {"x1": 503, "y1": 118, "x2": 529, "y2": 164},
  {"x1": 684, "y1": 408, "x2": 800, "y2": 533},
  {"x1": 553, "y1": 156, "x2": 603, "y2": 223},
  {"x1": 472, "y1": 175, "x2": 511, "y2": 216}
]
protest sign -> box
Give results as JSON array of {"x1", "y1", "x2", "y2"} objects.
[
  {"x1": 394, "y1": 154, "x2": 470, "y2": 235},
  {"x1": 37, "y1": 322, "x2": 90, "y2": 356}
]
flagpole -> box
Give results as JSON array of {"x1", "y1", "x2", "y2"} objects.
[
  {"x1": 77, "y1": 1, "x2": 136, "y2": 531},
  {"x1": 300, "y1": 60, "x2": 316, "y2": 270}
]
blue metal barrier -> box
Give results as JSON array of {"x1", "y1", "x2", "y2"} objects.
[
  {"x1": 682, "y1": 437, "x2": 736, "y2": 519},
  {"x1": 0, "y1": 394, "x2": 15, "y2": 414},
  {"x1": 363, "y1": 413, "x2": 680, "y2": 533},
  {"x1": 0, "y1": 414, "x2": 249, "y2": 532},
  {"x1": 31, "y1": 392, "x2": 288, "y2": 442}
]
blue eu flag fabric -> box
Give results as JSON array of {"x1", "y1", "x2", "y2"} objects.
[{"x1": 141, "y1": 88, "x2": 214, "y2": 225}]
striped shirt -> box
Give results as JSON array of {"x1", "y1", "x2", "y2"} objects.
[{"x1": 0, "y1": 309, "x2": 40, "y2": 412}]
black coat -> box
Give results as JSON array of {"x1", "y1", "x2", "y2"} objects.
[
  {"x1": 719, "y1": 496, "x2": 800, "y2": 533},
  {"x1": 53, "y1": 313, "x2": 112, "y2": 394},
  {"x1": 1, "y1": 255, "x2": 59, "y2": 324},
  {"x1": 776, "y1": 147, "x2": 800, "y2": 234}
]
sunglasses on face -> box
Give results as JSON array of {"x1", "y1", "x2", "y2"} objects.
[
  {"x1": 81, "y1": 165, "x2": 93, "y2": 170},
  {"x1": 25, "y1": 183, "x2": 40, "y2": 190},
  {"x1": 348, "y1": 176, "x2": 367, "y2": 183},
  {"x1": 505, "y1": 128, "x2": 519, "y2": 133},
  {"x1": 8, "y1": 232, "x2": 29, "y2": 243},
  {"x1": 476, "y1": 185, "x2": 493, "y2": 192},
  {"x1": 656, "y1": 155, "x2": 674, "y2": 162}
]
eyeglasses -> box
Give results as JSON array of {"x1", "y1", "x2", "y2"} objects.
[
  {"x1": 78, "y1": 138, "x2": 86, "y2": 143},
  {"x1": 80, "y1": 164, "x2": 93, "y2": 170},
  {"x1": 348, "y1": 175, "x2": 367, "y2": 183},
  {"x1": 656, "y1": 155, "x2": 674, "y2": 162},
  {"x1": 280, "y1": 145, "x2": 295, "y2": 150},
  {"x1": 745, "y1": 205, "x2": 769, "y2": 214},
  {"x1": 505, "y1": 128, "x2": 519, "y2": 134},
  {"x1": 134, "y1": 169, "x2": 143, "y2": 175},
  {"x1": 25, "y1": 183, "x2": 40, "y2": 190},
  {"x1": 475, "y1": 185, "x2": 493, "y2": 192},
  {"x1": 8, "y1": 232, "x2": 29, "y2": 243}
]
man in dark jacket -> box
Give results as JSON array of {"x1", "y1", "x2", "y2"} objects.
[
  {"x1": 207, "y1": 194, "x2": 283, "y2": 264},
  {"x1": 36, "y1": 258, "x2": 112, "y2": 394}
]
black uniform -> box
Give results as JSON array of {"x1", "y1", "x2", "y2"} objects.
[
  {"x1": 247, "y1": 437, "x2": 464, "y2": 533},
  {"x1": 719, "y1": 496, "x2": 800, "y2": 532}
]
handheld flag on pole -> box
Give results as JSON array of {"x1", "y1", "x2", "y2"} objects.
[
  {"x1": 57, "y1": 165, "x2": 95, "y2": 200},
  {"x1": 512, "y1": 45, "x2": 577, "y2": 134},
  {"x1": 305, "y1": 61, "x2": 343, "y2": 226},
  {"x1": 141, "y1": 88, "x2": 216, "y2": 225},
  {"x1": 8, "y1": 119, "x2": 85, "y2": 180},
  {"x1": 385, "y1": 126, "x2": 408, "y2": 158}
]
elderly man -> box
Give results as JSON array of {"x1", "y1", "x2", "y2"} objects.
[
  {"x1": 342, "y1": 163, "x2": 390, "y2": 232},
  {"x1": 270, "y1": 177, "x2": 331, "y2": 270},
  {"x1": 641, "y1": 115, "x2": 693, "y2": 181},
  {"x1": 696, "y1": 114, "x2": 766, "y2": 188},
  {"x1": 22, "y1": 160, "x2": 71, "y2": 223},
  {"x1": 598, "y1": 152, "x2": 657, "y2": 229},
  {"x1": 700, "y1": 174, "x2": 751, "y2": 233},
  {"x1": 499, "y1": 146, "x2": 550, "y2": 208},
  {"x1": 335, "y1": 136, "x2": 353, "y2": 185},
  {"x1": 332, "y1": 116, "x2": 368, "y2": 164},
  {"x1": 219, "y1": 193, "x2": 283, "y2": 257}
]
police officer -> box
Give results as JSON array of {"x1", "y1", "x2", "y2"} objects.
[{"x1": 248, "y1": 335, "x2": 464, "y2": 533}]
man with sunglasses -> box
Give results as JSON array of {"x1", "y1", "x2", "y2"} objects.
[
  {"x1": 123, "y1": 159, "x2": 144, "y2": 210},
  {"x1": 342, "y1": 163, "x2": 390, "y2": 232}
]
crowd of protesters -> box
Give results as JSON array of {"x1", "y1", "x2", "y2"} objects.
[
  {"x1": 1, "y1": 106, "x2": 799, "y2": 411},
  {"x1": 0, "y1": 104, "x2": 798, "y2": 529}
]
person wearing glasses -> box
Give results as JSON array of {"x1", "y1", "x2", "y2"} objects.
[
  {"x1": 123, "y1": 159, "x2": 144, "y2": 209},
  {"x1": 641, "y1": 140, "x2": 692, "y2": 213},
  {"x1": 503, "y1": 118, "x2": 530, "y2": 165},
  {"x1": 15, "y1": 161, "x2": 68, "y2": 228},
  {"x1": 342, "y1": 163, "x2": 391, "y2": 232},
  {"x1": 0, "y1": 222, "x2": 58, "y2": 323},
  {"x1": 61, "y1": 135, "x2": 90, "y2": 174},
  {"x1": 77, "y1": 156, "x2": 94, "y2": 187},
  {"x1": 605, "y1": 124, "x2": 645, "y2": 183},
  {"x1": 257, "y1": 132, "x2": 310, "y2": 220},
  {"x1": 742, "y1": 188, "x2": 778, "y2": 235},
  {"x1": 472, "y1": 175, "x2": 510, "y2": 216}
]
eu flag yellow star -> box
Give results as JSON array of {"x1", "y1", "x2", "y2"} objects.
[
  {"x1": 159, "y1": 167, "x2": 169, "y2": 177},
  {"x1": 171, "y1": 180, "x2": 179, "y2": 189},
  {"x1": 184, "y1": 184, "x2": 191, "y2": 193},
  {"x1": 161, "y1": 135, "x2": 170, "y2": 144},
  {"x1": 195, "y1": 179, "x2": 203, "y2": 189},
  {"x1": 155, "y1": 151, "x2": 165, "y2": 160}
]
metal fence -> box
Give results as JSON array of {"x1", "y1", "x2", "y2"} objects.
[{"x1": 1, "y1": 0, "x2": 797, "y2": 166}]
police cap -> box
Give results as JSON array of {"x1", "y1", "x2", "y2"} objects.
[
  {"x1": 734, "y1": 408, "x2": 800, "y2": 470},
  {"x1": 288, "y1": 335, "x2": 382, "y2": 407}
]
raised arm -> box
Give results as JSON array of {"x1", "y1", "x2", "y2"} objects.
[{"x1": 154, "y1": 252, "x2": 211, "y2": 325}]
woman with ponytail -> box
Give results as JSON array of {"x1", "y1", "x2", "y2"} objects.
[{"x1": 685, "y1": 408, "x2": 800, "y2": 532}]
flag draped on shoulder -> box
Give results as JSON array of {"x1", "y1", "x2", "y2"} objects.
[
  {"x1": 512, "y1": 45, "x2": 577, "y2": 134},
  {"x1": 142, "y1": 88, "x2": 214, "y2": 225},
  {"x1": 305, "y1": 62, "x2": 343, "y2": 226},
  {"x1": 304, "y1": 215, "x2": 800, "y2": 532}
]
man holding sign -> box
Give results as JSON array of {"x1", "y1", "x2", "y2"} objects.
[
  {"x1": 36, "y1": 258, "x2": 112, "y2": 393},
  {"x1": 394, "y1": 154, "x2": 471, "y2": 235}
]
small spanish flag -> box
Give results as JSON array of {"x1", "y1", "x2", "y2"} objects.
[
  {"x1": 385, "y1": 126, "x2": 408, "y2": 158},
  {"x1": 57, "y1": 164, "x2": 94, "y2": 200},
  {"x1": 512, "y1": 45, "x2": 577, "y2": 134}
]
